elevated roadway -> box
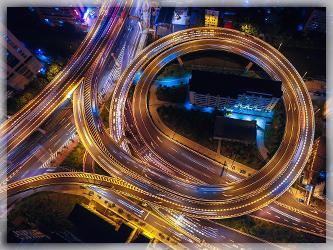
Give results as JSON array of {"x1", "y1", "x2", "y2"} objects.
[
  {"x1": 0, "y1": 0, "x2": 131, "y2": 162},
  {"x1": 69, "y1": 27, "x2": 315, "y2": 218}
]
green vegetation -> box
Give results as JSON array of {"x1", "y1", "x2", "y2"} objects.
[
  {"x1": 100, "y1": 90, "x2": 114, "y2": 128},
  {"x1": 310, "y1": 197, "x2": 326, "y2": 210},
  {"x1": 7, "y1": 59, "x2": 66, "y2": 115},
  {"x1": 214, "y1": 215, "x2": 325, "y2": 243},
  {"x1": 8, "y1": 191, "x2": 89, "y2": 232},
  {"x1": 239, "y1": 23, "x2": 260, "y2": 36},
  {"x1": 220, "y1": 140, "x2": 265, "y2": 170},
  {"x1": 264, "y1": 101, "x2": 286, "y2": 157},
  {"x1": 61, "y1": 142, "x2": 86, "y2": 171},
  {"x1": 127, "y1": 84, "x2": 136, "y2": 103},
  {"x1": 156, "y1": 84, "x2": 188, "y2": 103},
  {"x1": 157, "y1": 105, "x2": 265, "y2": 170},
  {"x1": 157, "y1": 105, "x2": 218, "y2": 151},
  {"x1": 157, "y1": 64, "x2": 191, "y2": 79},
  {"x1": 312, "y1": 99, "x2": 325, "y2": 139},
  {"x1": 94, "y1": 162, "x2": 111, "y2": 176},
  {"x1": 128, "y1": 144, "x2": 141, "y2": 159}
]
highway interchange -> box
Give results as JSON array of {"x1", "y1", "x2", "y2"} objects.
[{"x1": 0, "y1": 0, "x2": 330, "y2": 248}]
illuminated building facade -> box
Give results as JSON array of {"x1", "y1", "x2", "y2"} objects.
[
  {"x1": 205, "y1": 0, "x2": 221, "y2": 27},
  {"x1": 35, "y1": 7, "x2": 89, "y2": 31},
  {"x1": 205, "y1": 9, "x2": 219, "y2": 27},
  {"x1": 0, "y1": 22, "x2": 43, "y2": 90},
  {"x1": 189, "y1": 70, "x2": 282, "y2": 112}
]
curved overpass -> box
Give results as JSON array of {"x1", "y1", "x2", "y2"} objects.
[
  {"x1": 0, "y1": 0, "x2": 130, "y2": 163},
  {"x1": 68, "y1": 27, "x2": 314, "y2": 218}
]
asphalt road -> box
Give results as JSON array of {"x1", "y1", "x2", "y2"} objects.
[{"x1": 78, "y1": 27, "x2": 314, "y2": 218}]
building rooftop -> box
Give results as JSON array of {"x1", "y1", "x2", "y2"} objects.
[
  {"x1": 156, "y1": 7, "x2": 175, "y2": 25},
  {"x1": 189, "y1": 70, "x2": 282, "y2": 98},
  {"x1": 68, "y1": 203, "x2": 132, "y2": 243},
  {"x1": 213, "y1": 116, "x2": 257, "y2": 144}
]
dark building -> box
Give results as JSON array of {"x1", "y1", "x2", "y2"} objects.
[
  {"x1": 303, "y1": 10, "x2": 326, "y2": 33},
  {"x1": 131, "y1": 234, "x2": 151, "y2": 250},
  {"x1": 189, "y1": 70, "x2": 282, "y2": 112},
  {"x1": 213, "y1": 116, "x2": 257, "y2": 144},
  {"x1": 45, "y1": 232, "x2": 95, "y2": 250},
  {"x1": 68, "y1": 203, "x2": 132, "y2": 243},
  {"x1": 7, "y1": 230, "x2": 51, "y2": 243},
  {"x1": 0, "y1": 22, "x2": 43, "y2": 90},
  {"x1": 35, "y1": 7, "x2": 88, "y2": 31},
  {"x1": 156, "y1": 7, "x2": 175, "y2": 25}
]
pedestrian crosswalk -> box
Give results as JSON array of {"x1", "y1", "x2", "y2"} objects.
[{"x1": 39, "y1": 132, "x2": 77, "y2": 169}]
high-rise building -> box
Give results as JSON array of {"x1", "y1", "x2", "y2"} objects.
[
  {"x1": 205, "y1": 0, "x2": 221, "y2": 27},
  {"x1": 303, "y1": 9, "x2": 326, "y2": 33},
  {"x1": 35, "y1": 7, "x2": 88, "y2": 31},
  {"x1": 205, "y1": 9, "x2": 219, "y2": 27},
  {"x1": 0, "y1": 22, "x2": 43, "y2": 90}
]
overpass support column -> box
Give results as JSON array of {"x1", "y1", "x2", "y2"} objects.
[
  {"x1": 128, "y1": 15, "x2": 140, "y2": 21},
  {"x1": 244, "y1": 61, "x2": 253, "y2": 73},
  {"x1": 37, "y1": 128, "x2": 46, "y2": 135},
  {"x1": 177, "y1": 56, "x2": 183, "y2": 66},
  {"x1": 111, "y1": 53, "x2": 120, "y2": 68},
  {"x1": 118, "y1": 134, "x2": 125, "y2": 146}
]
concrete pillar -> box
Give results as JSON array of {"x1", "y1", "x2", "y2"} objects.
[
  {"x1": 110, "y1": 53, "x2": 120, "y2": 68},
  {"x1": 177, "y1": 56, "x2": 183, "y2": 66}
]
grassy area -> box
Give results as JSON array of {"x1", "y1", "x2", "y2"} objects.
[
  {"x1": 309, "y1": 196, "x2": 326, "y2": 211},
  {"x1": 157, "y1": 105, "x2": 218, "y2": 152},
  {"x1": 156, "y1": 84, "x2": 188, "y2": 103},
  {"x1": 214, "y1": 215, "x2": 325, "y2": 243},
  {"x1": 156, "y1": 64, "x2": 191, "y2": 79},
  {"x1": 61, "y1": 142, "x2": 86, "y2": 171},
  {"x1": 94, "y1": 162, "x2": 111, "y2": 176},
  {"x1": 312, "y1": 99, "x2": 325, "y2": 139},
  {"x1": 127, "y1": 84, "x2": 136, "y2": 103},
  {"x1": 128, "y1": 144, "x2": 141, "y2": 160},
  {"x1": 220, "y1": 140, "x2": 265, "y2": 171},
  {"x1": 157, "y1": 105, "x2": 265, "y2": 170},
  {"x1": 264, "y1": 100, "x2": 286, "y2": 157},
  {"x1": 8, "y1": 191, "x2": 89, "y2": 232},
  {"x1": 100, "y1": 90, "x2": 114, "y2": 128}
]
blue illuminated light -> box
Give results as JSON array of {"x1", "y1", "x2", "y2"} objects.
[
  {"x1": 298, "y1": 24, "x2": 303, "y2": 31},
  {"x1": 55, "y1": 7, "x2": 59, "y2": 10},
  {"x1": 201, "y1": 107, "x2": 213, "y2": 113},
  {"x1": 59, "y1": 21, "x2": 63, "y2": 23},
  {"x1": 45, "y1": 18, "x2": 49, "y2": 22}
]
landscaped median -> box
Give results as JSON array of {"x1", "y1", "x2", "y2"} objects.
[{"x1": 213, "y1": 215, "x2": 325, "y2": 243}]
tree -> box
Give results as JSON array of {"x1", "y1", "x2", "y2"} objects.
[
  {"x1": 239, "y1": 23, "x2": 260, "y2": 36},
  {"x1": 46, "y1": 62, "x2": 62, "y2": 81}
]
